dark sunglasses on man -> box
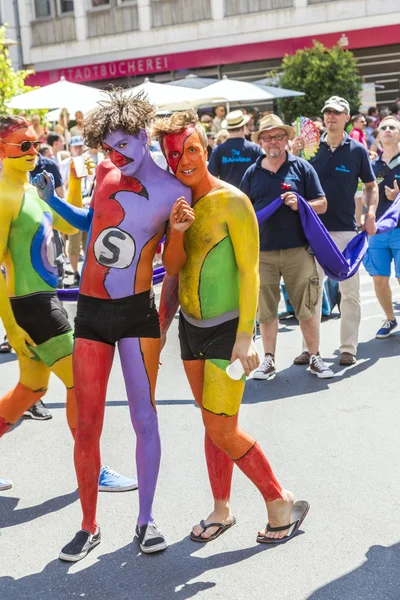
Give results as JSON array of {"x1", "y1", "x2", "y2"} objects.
[
  {"x1": 1, "y1": 140, "x2": 41, "y2": 152},
  {"x1": 323, "y1": 109, "x2": 344, "y2": 116},
  {"x1": 379, "y1": 125, "x2": 397, "y2": 131}
]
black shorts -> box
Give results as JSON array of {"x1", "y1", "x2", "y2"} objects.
[
  {"x1": 11, "y1": 292, "x2": 72, "y2": 345},
  {"x1": 74, "y1": 290, "x2": 160, "y2": 346},
  {"x1": 178, "y1": 312, "x2": 238, "y2": 361}
]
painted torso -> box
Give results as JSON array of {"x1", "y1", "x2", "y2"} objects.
[
  {"x1": 179, "y1": 184, "x2": 242, "y2": 320},
  {"x1": 80, "y1": 159, "x2": 186, "y2": 299},
  {"x1": 2, "y1": 183, "x2": 58, "y2": 298}
]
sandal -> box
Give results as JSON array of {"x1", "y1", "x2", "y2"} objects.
[
  {"x1": 0, "y1": 339, "x2": 12, "y2": 353},
  {"x1": 190, "y1": 517, "x2": 236, "y2": 543},
  {"x1": 257, "y1": 500, "x2": 310, "y2": 545}
]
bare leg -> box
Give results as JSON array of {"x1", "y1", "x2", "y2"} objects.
[
  {"x1": 299, "y1": 314, "x2": 320, "y2": 356},
  {"x1": 260, "y1": 318, "x2": 279, "y2": 355},
  {"x1": 373, "y1": 276, "x2": 395, "y2": 321}
]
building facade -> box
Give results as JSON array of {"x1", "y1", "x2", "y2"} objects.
[{"x1": 8, "y1": 0, "x2": 400, "y2": 106}]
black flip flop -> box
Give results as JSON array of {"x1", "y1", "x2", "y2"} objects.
[
  {"x1": 190, "y1": 517, "x2": 237, "y2": 543},
  {"x1": 257, "y1": 500, "x2": 310, "y2": 545}
]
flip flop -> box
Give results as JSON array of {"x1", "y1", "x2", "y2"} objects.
[
  {"x1": 257, "y1": 500, "x2": 310, "y2": 545},
  {"x1": 190, "y1": 517, "x2": 237, "y2": 543}
]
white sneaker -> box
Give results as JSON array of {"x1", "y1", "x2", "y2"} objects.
[
  {"x1": 309, "y1": 354, "x2": 334, "y2": 379},
  {"x1": 253, "y1": 353, "x2": 276, "y2": 380}
]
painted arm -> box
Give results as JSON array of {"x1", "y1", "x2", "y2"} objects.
[
  {"x1": 0, "y1": 205, "x2": 36, "y2": 357},
  {"x1": 31, "y1": 171, "x2": 93, "y2": 233},
  {"x1": 226, "y1": 193, "x2": 260, "y2": 375},
  {"x1": 162, "y1": 197, "x2": 195, "y2": 276},
  {"x1": 159, "y1": 273, "x2": 180, "y2": 351}
]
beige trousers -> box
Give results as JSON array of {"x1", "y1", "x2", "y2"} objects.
[{"x1": 304, "y1": 231, "x2": 361, "y2": 356}]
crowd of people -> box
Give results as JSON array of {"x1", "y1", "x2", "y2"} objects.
[{"x1": 0, "y1": 89, "x2": 399, "y2": 563}]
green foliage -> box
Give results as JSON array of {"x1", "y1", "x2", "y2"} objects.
[
  {"x1": 0, "y1": 24, "x2": 48, "y2": 122},
  {"x1": 272, "y1": 41, "x2": 363, "y2": 122}
]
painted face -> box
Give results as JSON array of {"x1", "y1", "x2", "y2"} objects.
[
  {"x1": 102, "y1": 129, "x2": 148, "y2": 177},
  {"x1": 163, "y1": 127, "x2": 208, "y2": 187},
  {"x1": 0, "y1": 125, "x2": 40, "y2": 172}
]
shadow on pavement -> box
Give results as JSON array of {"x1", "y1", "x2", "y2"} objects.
[
  {"x1": 0, "y1": 352, "x2": 17, "y2": 364},
  {"x1": 307, "y1": 542, "x2": 400, "y2": 599},
  {"x1": 0, "y1": 537, "x2": 274, "y2": 600},
  {"x1": 0, "y1": 490, "x2": 78, "y2": 529}
]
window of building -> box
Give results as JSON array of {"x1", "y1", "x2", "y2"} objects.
[
  {"x1": 34, "y1": 0, "x2": 51, "y2": 17},
  {"x1": 59, "y1": 0, "x2": 74, "y2": 12},
  {"x1": 92, "y1": 0, "x2": 110, "y2": 6}
]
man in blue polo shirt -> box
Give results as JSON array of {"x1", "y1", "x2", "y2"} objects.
[
  {"x1": 363, "y1": 116, "x2": 400, "y2": 339},
  {"x1": 209, "y1": 110, "x2": 263, "y2": 187},
  {"x1": 240, "y1": 114, "x2": 333, "y2": 380},
  {"x1": 292, "y1": 96, "x2": 378, "y2": 366},
  {"x1": 31, "y1": 149, "x2": 65, "y2": 197}
]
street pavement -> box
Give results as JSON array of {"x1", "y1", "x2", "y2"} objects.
[{"x1": 1, "y1": 268, "x2": 400, "y2": 600}]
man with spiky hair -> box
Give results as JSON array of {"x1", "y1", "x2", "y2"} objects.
[
  {"x1": 154, "y1": 110, "x2": 309, "y2": 546},
  {"x1": 33, "y1": 91, "x2": 192, "y2": 560}
]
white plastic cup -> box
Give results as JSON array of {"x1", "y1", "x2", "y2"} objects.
[
  {"x1": 226, "y1": 358, "x2": 245, "y2": 380},
  {"x1": 73, "y1": 155, "x2": 88, "y2": 178}
]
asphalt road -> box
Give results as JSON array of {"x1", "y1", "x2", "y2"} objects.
[{"x1": 1, "y1": 268, "x2": 400, "y2": 600}]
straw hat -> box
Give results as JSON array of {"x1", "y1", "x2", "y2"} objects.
[
  {"x1": 251, "y1": 114, "x2": 295, "y2": 143},
  {"x1": 221, "y1": 110, "x2": 251, "y2": 130}
]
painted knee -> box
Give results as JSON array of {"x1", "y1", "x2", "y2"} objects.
[{"x1": 131, "y1": 412, "x2": 158, "y2": 440}]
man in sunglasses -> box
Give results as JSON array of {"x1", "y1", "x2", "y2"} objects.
[
  {"x1": 292, "y1": 96, "x2": 378, "y2": 366},
  {"x1": 364, "y1": 117, "x2": 400, "y2": 339},
  {"x1": 240, "y1": 114, "x2": 333, "y2": 380}
]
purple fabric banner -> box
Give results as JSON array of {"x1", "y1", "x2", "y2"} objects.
[{"x1": 256, "y1": 193, "x2": 400, "y2": 281}]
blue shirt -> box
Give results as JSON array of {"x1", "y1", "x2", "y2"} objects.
[
  {"x1": 208, "y1": 138, "x2": 264, "y2": 188},
  {"x1": 371, "y1": 152, "x2": 400, "y2": 228},
  {"x1": 310, "y1": 133, "x2": 375, "y2": 231},
  {"x1": 30, "y1": 154, "x2": 63, "y2": 188},
  {"x1": 240, "y1": 153, "x2": 325, "y2": 251}
]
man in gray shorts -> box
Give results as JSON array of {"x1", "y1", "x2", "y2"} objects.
[{"x1": 240, "y1": 114, "x2": 334, "y2": 379}]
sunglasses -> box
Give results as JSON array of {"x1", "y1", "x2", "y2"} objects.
[
  {"x1": 323, "y1": 109, "x2": 345, "y2": 116},
  {"x1": 259, "y1": 133, "x2": 286, "y2": 142},
  {"x1": 379, "y1": 125, "x2": 397, "y2": 131},
  {"x1": 1, "y1": 140, "x2": 41, "y2": 152}
]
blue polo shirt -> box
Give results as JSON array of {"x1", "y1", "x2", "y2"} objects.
[
  {"x1": 310, "y1": 133, "x2": 375, "y2": 231},
  {"x1": 240, "y1": 153, "x2": 325, "y2": 251},
  {"x1": 372, "y1": 152, "x2": 400, "y2": 227},
  {"x1": 208, "y1": 138, "x2": 264, "y2": 188},
  {"x1": 30, "y1": 153, "x2": 63, "y2": 188}
]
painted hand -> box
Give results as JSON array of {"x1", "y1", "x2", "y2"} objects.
[
  {"x1": 7, "y1": 324, "x2": 36, "y2": 358},
  {"x1": 231, "y1": 333, "x2": 260, "y2": 377},
  {"x1": 282, "y1": 191, "x2": 298, "y2": 211},
  {"x1": 384, "y1": 179, "x2": 400, "y2": 202},
  {"x1": 70, "y1": 156, "x2": 96, "y2": 179},
  {"x1": 31, "y1": 170, "x2": 55, "y2": 202},
  {"x1": 169, "y1": 197, "x2": 195, "y2": 233}
]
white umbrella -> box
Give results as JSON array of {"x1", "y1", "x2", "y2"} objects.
[
  {"x1": 124, "y1": 78, "x2": 223, "y2": 111},
  {"x1": 194, "y1": 76, "x2": 277, "y2": 106},
  {"x1": 7, "y1": 76, "x2": 105, "y2": 113}
]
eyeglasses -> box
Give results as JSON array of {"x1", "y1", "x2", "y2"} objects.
[
  {"x1": 1, "y1": 140, "x2": 41, "y2": 152},
  {"x1": 379, "y1": 125, "x2": 398, "y2": 131},
  {"x1": 259, "y1": 133, "x2": 286, "y2": 142},
  {"x1": 323, "y1": 109, "x2": 345, "y2": 116}
]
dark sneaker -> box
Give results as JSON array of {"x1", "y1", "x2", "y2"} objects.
[
  {"x1": 73, "y1": 272, "x2": 81, "y2": 286},
  {"x1": 136, "y1": 523, "x2": 167, "y2": 554},
  {"x1": 375, "y1": 319, "x2": 398, "y2": 339},
  {"x1": 23, "y1": 400, "x2": 52, "y2": 420},
  {"x1": 309, "y1": 354, "x2": 334, "y2": 379},
  {"x1": 0, "y1": 478, "x2": 12, "y2": 491},
  {"x1": 339, "y1": 352, "x2": 357, "y2": 366},
  {"x1": 59, "y1": 528, "x2": 101, "y2": 562},
  {"x1": 293, "y1": 351, "x2": 310, "y2": 365},
  {"x1": 252, "y1": 353, "x2": 276, "y2": 380}
]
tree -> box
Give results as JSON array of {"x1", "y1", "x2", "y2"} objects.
[
  {"x1": 0, "y1": 24, "x2": 36, "y2": 114},
  {"x1": 272, "y1": 41, "x2": 363, "y2": 122}
]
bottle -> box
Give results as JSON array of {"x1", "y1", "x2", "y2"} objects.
[{"x1": 226, "y1": 358, "x2": 245, "y2": 380}]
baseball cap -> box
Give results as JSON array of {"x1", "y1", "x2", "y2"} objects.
[
  {"x1": 321, "y1": 96, "x2": 350, "y2": 114},
  {"x1": 70, "y1": 135, "x2": 84, "y2": 147}
]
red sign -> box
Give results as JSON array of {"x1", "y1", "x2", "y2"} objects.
[{"x1": 26, "y1": 24, "x2": 400, "y2": 87}]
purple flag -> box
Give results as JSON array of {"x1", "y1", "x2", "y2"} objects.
[{"x1": 256, "y1": 193, "x2": 400, "y2": 281}]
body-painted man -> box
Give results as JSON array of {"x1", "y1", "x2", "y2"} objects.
[
  {"x1": 154, "y1": 111, "x2": 309, "y2": 545},
  {"x1": 0, "y1": 115, "x2": 135, "y2": 494},
  {"x1": 33, "y1": 92, "x2": 192, "y2": 560}
]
